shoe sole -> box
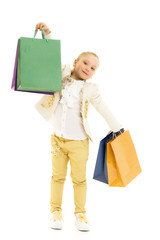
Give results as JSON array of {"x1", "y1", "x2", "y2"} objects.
[
  {"x1": 50, "y1": 226, "x2": 62, "y2": 230},
  {"x1": 50, "y1": 223, "x2": 63, "y2": 230},
  {"x1": 75, "y1": 221, "x2": 90, "y2": 232},
  {"x1": 50, "y1": 220, "x2": 63, "y2": 230}
]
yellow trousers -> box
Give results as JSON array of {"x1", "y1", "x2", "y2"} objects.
[{"x1": 50, "y1": 133, "x2": 89, "y2": 215}]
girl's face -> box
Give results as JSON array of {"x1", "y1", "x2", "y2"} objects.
[{"x1": 72, "y1": 54, "x2": 99, "y2": 80}]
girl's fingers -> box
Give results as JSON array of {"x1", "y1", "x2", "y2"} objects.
[
  {"x1": 36, "y1": 23, "x2": 41, "y2": 29},
  {"x1": 43, "y1": 26, "x2": 47, "y2": 31},
  {"x1": 35, "y1": 24, "x2": 39, "y2": 29},
  {"x1": 35, "y1": 22, "x2": 46, "y2": 30},
  {"x1": 40, "y1": 22, "x2": 46, "y2": 29},
  {"x1": 35, "y1": 22, "x2": 50, "y2": 33}
]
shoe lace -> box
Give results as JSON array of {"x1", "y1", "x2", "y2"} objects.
[
  {"x1": 78, "y1": 214, "x2": 88, "y2": 223},
  {"x1": 53, "y1": 211, "x2": 62, "y2": 221}
]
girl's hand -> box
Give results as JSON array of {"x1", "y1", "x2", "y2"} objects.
[{"x1": 35, "y1": 22, "x2": 51, "y2": 35}]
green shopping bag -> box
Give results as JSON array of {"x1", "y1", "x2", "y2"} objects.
[{"x1": 16, "y1": 29, "x2": 62, "y2": 93}]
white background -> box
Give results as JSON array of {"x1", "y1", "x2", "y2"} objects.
[{"x1": 1, "y1": 0, "x2": 160, "y2": 239}]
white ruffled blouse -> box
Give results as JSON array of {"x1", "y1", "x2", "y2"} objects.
[{"x1": 52, "y1": 78, "x2": 88, "y2": 140}]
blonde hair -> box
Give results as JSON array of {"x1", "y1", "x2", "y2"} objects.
[{"x1": 77, "y1": 51, "x2": 99, "y2": 63}]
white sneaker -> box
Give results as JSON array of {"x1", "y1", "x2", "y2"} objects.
[
  {"x1": 50, "y1": 210, "x2": 63, "y2": 230},
  {"x1": 75, "y1": 213, "x2": 90, "y2": 231}
]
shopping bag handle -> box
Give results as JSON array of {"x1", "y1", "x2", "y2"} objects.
[
  {"x1": 113, "y1": 128, "x2": 125, "y2": 139},
  {"x1": 33, "y1": 28, "x2": 48, "y2": 42}
]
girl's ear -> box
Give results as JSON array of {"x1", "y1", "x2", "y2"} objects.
[{"x1": 73, "y1": 59, "x2": 77, "y2": 67}]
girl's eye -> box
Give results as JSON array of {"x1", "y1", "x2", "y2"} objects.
[
  {"x1": 83, "y1": 61, "x2": 87, "y2": 65},
  {"x1": 91, "y1": 67, "x2": 95, "y2": 71}
]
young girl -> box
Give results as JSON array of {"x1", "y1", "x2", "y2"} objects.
[{"x1": 35, "y1": 22, "x2": 123, "y2": 231}]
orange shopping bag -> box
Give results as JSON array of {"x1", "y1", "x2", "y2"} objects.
[{"x1": 107, "y1": 130, "x2": 142, "y2": 187}]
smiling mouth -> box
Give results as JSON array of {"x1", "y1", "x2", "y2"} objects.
[{"x1": 82, "y1": 70, "x2": 88, "y2": 75}]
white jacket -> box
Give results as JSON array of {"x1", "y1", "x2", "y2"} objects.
[{"x1": 34, "y1": 64, "x2": 123, "y2": 142}]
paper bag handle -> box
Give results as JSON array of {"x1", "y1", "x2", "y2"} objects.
[
  {"x1": 113, "y1": 128, "x2": 125, "y2": 139},
  {"x1": 33, "y1": 28, "x2": 48, "y2": 42}
]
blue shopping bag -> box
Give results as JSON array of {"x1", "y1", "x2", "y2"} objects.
[{"x1": 93, "y1": 128, "x2": 124, "y2": 184}]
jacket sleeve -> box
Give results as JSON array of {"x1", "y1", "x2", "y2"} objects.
[
  {"x1": 46, "y1": 32, "x2": 53, "y2": 39},
  {"x1": 90, "y1": 84, "x2": 123, "y2": 132},
  {"x1": 34, "y1": 64, "x2": 70, "y2": 122},
  {"x1": 34, "y1": 94, "x2": 56, "y2": 122}
]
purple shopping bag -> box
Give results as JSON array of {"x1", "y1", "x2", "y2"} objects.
[
  {"x1": 11, "y1": 38, "x2": 54, "y2": 95},
  {"x1": 11, "y1": 39, "x2": 19, "y2": 91}
]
